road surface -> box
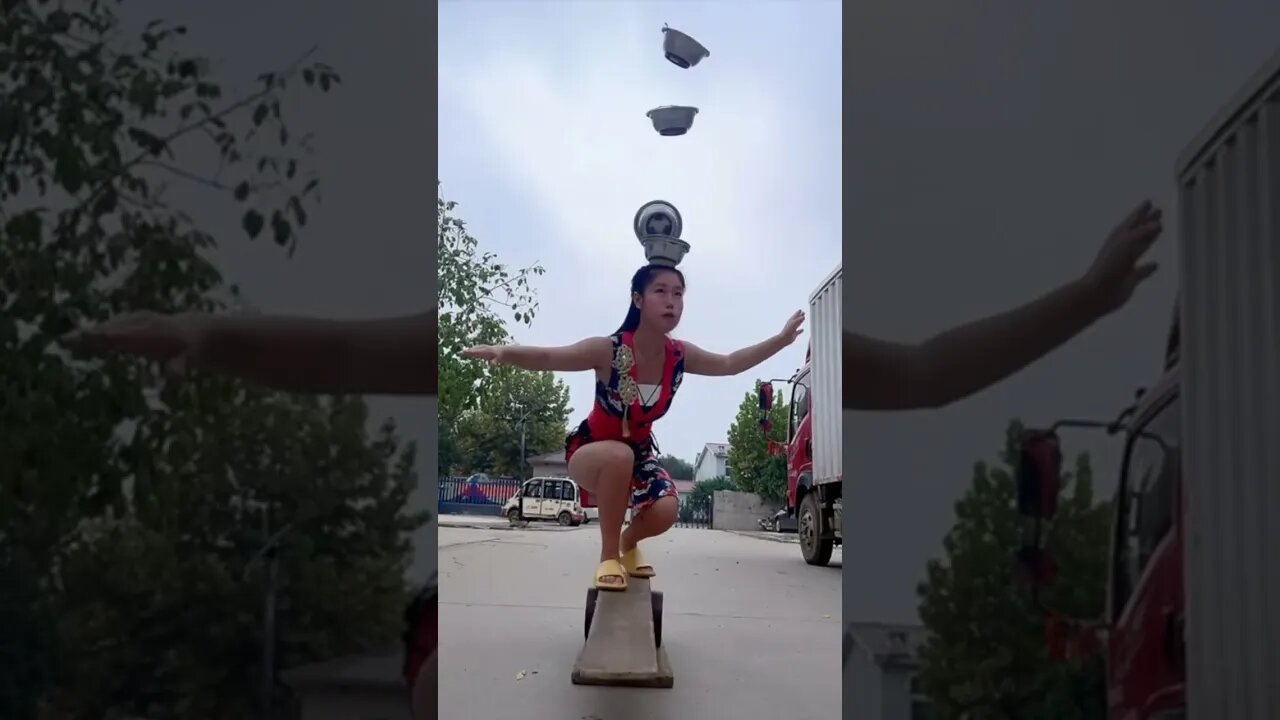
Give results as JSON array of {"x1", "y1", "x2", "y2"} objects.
[{"x1": 438, "y1": 524, "x2": 841, "y2": 719}]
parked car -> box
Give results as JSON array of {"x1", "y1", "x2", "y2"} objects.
[
  {"x1": 760, "y1": 508, "x2": 798, "y2": 533},
  {"x1": 500, "y1": 477, "x2": 587, "y2": 527}
]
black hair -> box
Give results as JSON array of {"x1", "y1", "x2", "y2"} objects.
[{"x1": 616, "y1": 264, "x2": 686, "y2": 334}]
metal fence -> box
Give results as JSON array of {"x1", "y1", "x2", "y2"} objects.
[
  {"x1": 438, "y1": 475, "x2": 521, "y2": 517},
  {"x1": 674, "y1": 499, "x2": 713, "y2": 529}
]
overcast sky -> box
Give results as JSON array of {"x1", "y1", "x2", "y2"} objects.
[
  {"x1": 845, "y1": 0, "x2": 1280, "y2": 624},
  {"x1": 438, "y1": 1, "x2": 842, "y2": 464}
]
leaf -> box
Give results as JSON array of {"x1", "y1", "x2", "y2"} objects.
[
  {"x1": 303, "y1": 68, "x2": 315, "y2": 86},
  {"x1": 241, "y1": 209, "x2": 264, "y2": 239},
  {"x1": 126, "y1": 127, "x2": 167, "y2": 156},
  {"x1": 271, "y1": 211, "x2": 290, "y2": 246},
  {"x1": 288, "y1": 196, "x2": 307, "y2": 226},
  {"x1": 233, "y1": 182, "x2": 250, "y2": 201},
  {"x1": 252, "y1": 103, "x2": 269, "y2": 126}
]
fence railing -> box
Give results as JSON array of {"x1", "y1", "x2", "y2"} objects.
[{"x1": 438, "y1": 475, "x2": 522, "y2": 517}]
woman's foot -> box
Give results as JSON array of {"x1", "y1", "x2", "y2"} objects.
[
  {"x1": 594, "y1": 558, "x2": 628, "y2": 591},
  {"x1": 620, "y1": 547, "x2": 655, "y2": 578}
]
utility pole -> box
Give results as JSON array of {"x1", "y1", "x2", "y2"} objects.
[{"x1": 508, "y1": 392, "x2": 543, "y2": 526}]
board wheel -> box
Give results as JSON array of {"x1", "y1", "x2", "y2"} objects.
[
  {"x1": 584, "y1": 588, "x2": 599, "y2": 640},
  {"x1": 650, "y1": 590, "x2": 663, "y2": 648}
]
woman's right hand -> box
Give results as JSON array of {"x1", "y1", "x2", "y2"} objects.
[
  {"x1": 63, "y1": 311, "x2": 210, "y2": 375},
  {"x1": 461, "y1": 344, "x2": 507, "y2": 365}
]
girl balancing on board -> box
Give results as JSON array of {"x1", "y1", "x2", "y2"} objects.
[
  {"x1": 64, "y1": 196, "x2": 1161, "y2": 715},
  {"x1": 461, "y1": 200, "x2": 1163, "y2": 593},
  {"x1": 463, "y1": 263, "x2": 807, "y2": 591}
]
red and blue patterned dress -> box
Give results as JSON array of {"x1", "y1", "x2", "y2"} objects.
[{"x1": 564, "y1": 331, "x2": 685, "y2": 514}]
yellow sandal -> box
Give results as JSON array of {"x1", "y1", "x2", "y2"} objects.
[
  {"x1": 620, "y1": 548, "x2": 655, "y2": 578},
  {"x1": 594, "y1": 558, "x2": 628, "y2": 591}
]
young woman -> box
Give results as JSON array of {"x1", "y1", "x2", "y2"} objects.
[
  {"x1": 463, "y1": 264, "x2": 806, "y2": 591},
  {"x1": 64, "y1": 196, "x2": 1160, "y2": 714}
]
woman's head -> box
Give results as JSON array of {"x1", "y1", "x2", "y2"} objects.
[{"x1": 616, "y1": 264, "x2": 686, "y2": 335}]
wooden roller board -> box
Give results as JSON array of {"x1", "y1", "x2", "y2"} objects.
[{"x1": 571, "y1": 577, "x2": 674, "y2": 688}]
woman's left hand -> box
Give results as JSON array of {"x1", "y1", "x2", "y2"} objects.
[
  {"x1": 777, "y1": 309, "x2": 805, "y2": 345},
  {"x1": 1081, "y1": 200, "x2": 1164, "y2": 314}
]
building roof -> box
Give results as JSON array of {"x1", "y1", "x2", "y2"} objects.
[
  {"x1": 672, "y1": 479, "x2": 695, "y2": 494},
  {"x1": 845, "y1": 622, "x2": 927, "y2": 671},
  {"x1": 695, "y1": 442, "x2": 729, "y2": 469}
]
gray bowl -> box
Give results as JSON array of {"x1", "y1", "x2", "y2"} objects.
[
  {"x1": 662, "y1": 26, "x2": 710, "y2": 68},
  {"x1": 646, "y1": 105, "x2": 699, "y2": 136},
  {"x1": 640, "y1": 236, "x2": 691, "y2": 267}
]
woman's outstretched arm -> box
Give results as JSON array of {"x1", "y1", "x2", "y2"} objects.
[
  {"x1": 200, "y1": 311, "x2": 439, "y2": 395},
  {"x1": 844, "y1": 279, "x2": 1107, "y2": 409},
  {"x1": 462, "y1": 337, "x2": 612, "y2": 373},
  {"x1": 67, "y1": 309, "x2": 439, "y2": 395},
  {"x1": 845, "y1": 200, "x2": 1164, "y2": 410},
  {"x1": 684, "y1": 309, "x2": 806, "y2": 376}
]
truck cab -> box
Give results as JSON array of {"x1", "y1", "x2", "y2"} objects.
[
  {"x1": 1016, "y1": 309, "x2": 1186, "y2": 719},
  {"x1": 1104, "y1": 370, "x2": 1185, "y2": 718},
  {"x1": 784, "y1": 353, "x2": 814, "y2": 514}
]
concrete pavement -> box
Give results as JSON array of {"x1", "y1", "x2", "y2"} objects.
[{"x1": 438, "y1": 525, "x2": 841, "y2": 719}]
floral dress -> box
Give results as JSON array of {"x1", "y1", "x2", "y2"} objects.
[{"x1": 564, "y1": 331, "x2": 685, "y2": 515}]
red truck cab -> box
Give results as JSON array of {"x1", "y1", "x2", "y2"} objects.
[
  {"x1": 1017, "y1": 311, "x2": 1186, "y2": 719},
  {"x1": 762, "y1": 344, "x2": 842, "y2": 566}
]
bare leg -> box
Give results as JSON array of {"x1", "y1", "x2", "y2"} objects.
[
  {"x1": 622, "y1": 495, "x2": 677, "y2": 551},
  {"x1": 568, "y1": 441, "x2": 635, "y2": 582}
]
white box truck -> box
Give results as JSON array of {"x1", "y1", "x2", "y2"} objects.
[
  {"x1": 760, "y1": 264, "x2": 843, "y2": 565},
  {"x1": 1015, "y1": 44, "x2": 1280, "y2": 719}
]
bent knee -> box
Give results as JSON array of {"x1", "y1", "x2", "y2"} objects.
[
  {"x1": 591, "y1": 440, "x2": 636, "y2": 468},
  {"x1": 569, "y1": 440, "x2": 634, "y2": 478},
  {"x1": 650, "y1": 495, "x2": 678, "y2": 521}
]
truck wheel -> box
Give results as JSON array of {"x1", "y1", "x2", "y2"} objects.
[
  {"x1": 799, "y1": 492, "x2": 834, "y2": 566},
  {"x1": 558, "y1": 511, "x2": 573, "y2": 526}
]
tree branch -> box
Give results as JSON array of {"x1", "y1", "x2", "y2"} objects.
[
  {"x1": 476, "y1": 264, "x2": 541, "y2": 302},
  {"x1": 73, "y1": 44, "x2": 319, "y2": 216},
  {"x1": 138, "y1": 160, "x2": 283, "y2": 194}
]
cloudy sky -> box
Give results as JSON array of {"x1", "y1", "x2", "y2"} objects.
[
  {"x1": 438, "y1": 1, "x2": 842, "y2": 464},
  {"x1": 845, "y1": 0, "x2": 1280, "y2": 624}
]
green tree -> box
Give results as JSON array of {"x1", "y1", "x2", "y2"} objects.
[
  {"x1": 656, "y1": 454, "x2": 694, "y2": 479},
  {"x1": 437, "y1": 187, "x2": 545, "y2": 474},
  {"x1": 0, "y1": 5, "x2": 424, "y2": 719},
  {"x1": 451, "y1": 364, "x2": 572, "y2": 477},
  {"x1": 725, "y1": 380, "x2": 790, "y2": 502},
  {"x1": 915, "y1": 420, "x2": 1112, "y2": 720},
  {"x1": 681, "y1": 475, "x2": 736, "y2": 522},
  {"x1": 47, "y1": 393, "x2": 424, "y2": 720}
]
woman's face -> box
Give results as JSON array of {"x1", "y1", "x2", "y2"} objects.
[{"x1": 635, "y1": 270, "x2": 685, "y2": 332}]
